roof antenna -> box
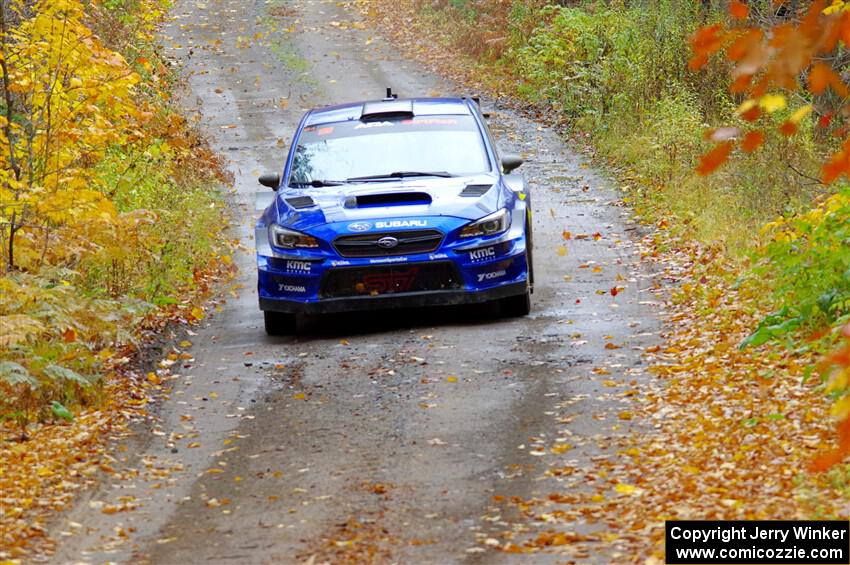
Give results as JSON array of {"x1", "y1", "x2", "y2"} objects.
[{"x1": 384, "y1": 87, "x2": 398, "y2": 100}]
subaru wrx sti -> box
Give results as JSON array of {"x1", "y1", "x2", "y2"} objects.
[{"x1": 256, "y1": 93, "x2": 533, "y2": 334}]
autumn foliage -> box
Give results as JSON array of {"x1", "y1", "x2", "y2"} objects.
[
  {"x1": 691, "y1": 0, "x2": 850, "y2": 179},
  {"x1": 692, "y1": 1, "x2": 850, "y2": 469},
  {"x1": 0, "y1": 0, "x2": 230, "y2": 433}
]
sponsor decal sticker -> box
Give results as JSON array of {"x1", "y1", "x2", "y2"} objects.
[
  {"x1": 375, "y1": 219, "x2": 427, "y2": 229},
  {"x1": 369, "y1": 256, "x2": 408, "y2": 264},
  {"x1": 354, "y1": 121, "x2": 395, "y2": 129},
  {"x1": 331, "y1": 260, "x2": 352, "y2": 267},
  {"x1": 428, "y1": 253, "x2": 448, "y2": 260},
  {"x1": 469, "y1": 246, "x2": 496, "y2": 262},
  {"x1": 278, "y1": 284, "x2": 307, "y2": 293},
  {"x1": 286, "y1": 260, "x2": 311, "y2": 273},
  {"x1": 477, "y1": 270, "x2": 506, "y2": 282}
]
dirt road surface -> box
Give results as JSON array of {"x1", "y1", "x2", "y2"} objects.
[{"x1": 50, "y1": 0, "x2": 662, "y2": 562}]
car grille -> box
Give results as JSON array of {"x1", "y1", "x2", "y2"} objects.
[
  {"x1": 333, "y1": 230, "x2": 443, "y2": 258},
  {"x1": 321, "y1": 262, "x2": 461, "y2": 298}
]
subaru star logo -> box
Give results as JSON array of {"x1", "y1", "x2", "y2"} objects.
[
  {"x1": 377, "y1": 236, "x2": 399, "y2": 249},
  {"x1": 348, "y1": 221, "x2": 372, "y2": 232}
]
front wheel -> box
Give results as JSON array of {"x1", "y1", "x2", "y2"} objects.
[
  {"x1": 264, "y1": 311, "x2": 296, "y2": 335},
  {"x1": 500, "y1": 290, "x2": 531, "y2": 317}
]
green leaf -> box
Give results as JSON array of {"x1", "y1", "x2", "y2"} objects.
[
  {"x1": 739, "y1": 315, "x2": 802, "y2": 350},
  {"x1": 43, "y1": 364, "x2": 93, "y2": 389},
  {"x1": 51, "y1": 401, "x2": 74, "y2": 422},
  {"x1": 0, "y1": 361, "x2": 39, "y2": 389}
]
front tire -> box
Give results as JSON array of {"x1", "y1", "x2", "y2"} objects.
[
  {"x1": 501, "y1": 290, "x2": 531, "y2": 317},
  {"x1": 264, "y1": 311, "x2": 296, "y2": 335}
]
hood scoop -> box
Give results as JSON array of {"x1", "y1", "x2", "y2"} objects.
[
  {"x1": 460, "y1": 183, "x2": 492, "y2": 197},
  {"x1": 344, "y1": 192, "x2": 432, "y2": 208},
  {"x1": 285, "y1": 195, "x2": 316, "y2": 209}
]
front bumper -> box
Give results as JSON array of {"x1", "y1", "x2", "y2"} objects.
[
  {"x1": 256, "y1": 210, "x2": 530, "y2": 315},
  {"x1": 259, "y1": 281, "x2": 527, "y2": 314}
]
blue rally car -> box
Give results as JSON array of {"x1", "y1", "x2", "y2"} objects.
[{"x1": 255, "y1": 92, "x2": 533, "y2": 334}]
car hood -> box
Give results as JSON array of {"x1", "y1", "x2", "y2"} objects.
[{"x1": 276, "y1": 175, "x2": 504, "y2": 232}]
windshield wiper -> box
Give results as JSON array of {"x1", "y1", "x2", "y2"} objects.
[
  {"x1": 347, "y1": 171, "x2": 455, "y2": 182},
  {"x1": 289, "y1": 179, "x2": 347, "y2": 188}
]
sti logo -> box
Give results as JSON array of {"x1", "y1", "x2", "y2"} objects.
[
  {"x1": 286, "y1": 260, "x2": 311, "y2": 273},
  {"x1": 469, "y1": 247, "x2": 496, "y2": 262},
  {"x1": 375, "y1": 219, "x2": 427, "y2": 229}
]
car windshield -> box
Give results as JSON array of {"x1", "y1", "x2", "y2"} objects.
[{"x1": 288, "y1": 115, "x2": 490, "y2": 186}]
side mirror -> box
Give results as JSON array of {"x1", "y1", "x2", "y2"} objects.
[
  {"x1": 501, "y1": 154, "x2": 523, "y2": 174},
  {"x1": 259, "y1": 173, "x2": 281, "y2": 190}
]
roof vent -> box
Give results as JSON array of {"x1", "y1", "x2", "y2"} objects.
[{"x1": 361, "y1": 98, "x2": 414, "y2": 121}]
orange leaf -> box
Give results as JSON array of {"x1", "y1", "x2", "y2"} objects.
[
  {"x1": 62, "y1": 328, "x2": 77, "y2": 343},
  {"x1": 689, "y1": 25, "x2": 725, "y2": 69},
  {"x1": 730, "y1": 73, "x2": 753, "y2": 94},
  {"x1": 729, "y1": 0, "x2": 748, "y2": 20},
  {"x1": 741, "y1": 131, "x2": 764, "y2": 153},
  {"x1": 809, "y1": 62, "x2": 835, "y2": 94},
  {"x1": 810, "y1": 450, "x2": 844, "y2": 472},
  {"x1": 740, "y1": 105, "x2": 761, "y2": 122},
  {"x1": 688, "y1": 53, "x2": 708, "y2": 71},
  {"x1": 778, "y1": 121, "x2": 797, "y2": 136},
  {"x1": 818, "y1": 113, "x2": 834, "y2": 128},
  {"x1": 696, "y1": 141, "x2": 734, "y2": 176},
  {"x1": 727, "y1": 30, "x2": 761, "y2": 61},
  {"x1": 822, "y1": 144, "x2": 850, "y2": 183}
]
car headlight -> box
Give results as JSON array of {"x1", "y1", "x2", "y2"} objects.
[
  {"x1": 270, "y1": 225, "x2": 320, "y2": 249},
  {"x1": 459, "y1": 208, "x2": 511, "y2": 238}
]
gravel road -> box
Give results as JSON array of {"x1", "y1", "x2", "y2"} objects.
[{"x1": 50, "y1": 0, "x2": 662, "y2": 562}]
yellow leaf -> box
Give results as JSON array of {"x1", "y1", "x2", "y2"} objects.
[
  {"x1": 551, "y1": 443, "x2": 572, "y2": 454},
  {"x1": 758, "y1": 93, "x2": 786, "y2": 113},
  {"x1": 292, "y1": 392, "x2": 306, "y2": 400},
  {"x1": 446, "y1": 375, "x2": 458, "y2": 383},
  {"x1": 557, "y1": 246, "x2": 567, "y2": 256},
  {"x1": 789, "y1": 105, "x2": 812, "y2": 124},
  {"x1": 614, "y1": 483, "x2": 640, "y2": 495},
  {"x1": 190, "y1": 306, "x2": 205, "y2": 320},
  {"x1": 735, "y1": 99, "x2": 757, "y2": 116}
]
